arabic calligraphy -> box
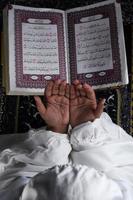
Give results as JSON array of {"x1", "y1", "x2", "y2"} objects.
[
  {"x1": 22, "y1": 22, "x2": 59, "y2": 75},
  {"x1": 75, "y1": 17, "x2": 113, "y2": 74}
]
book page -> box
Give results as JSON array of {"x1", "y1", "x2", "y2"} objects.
[
  {"x1": 22, "y1": 22, "x2": 59, "y2": 75},
  {"x1": 75, "y1": 17, "x2": 113, "y2": 74},
  {"x1": 66, "y1": 0, "x2": 128, "y2": 88},
  {"x1": 7, "y1": 5, "x2": 68, "y2": 94}
]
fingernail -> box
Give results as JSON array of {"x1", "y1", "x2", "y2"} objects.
[
  {"x1": 102, "y1": 99, "x2": 106, "y2": 104},
  {"x1": 34, "y1": 96, "x2": 38, "y2": 101}
]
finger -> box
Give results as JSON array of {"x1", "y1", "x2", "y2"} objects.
[
  {"x1": 76, "y1": 83, "x2": 82, "y2": 90},
  {"x1": 76, "y1": 88, "x2": 80, "y2": 97},
  {"x1": 73, "y1": 81, "x2": 81, "y2": 96},
  {"x1": 94, "y1": 98, "x2": 105, "y2": 118},
  {"x1": 34, "y1": 96, "x2": 46, "y2": 117},
  {"x1": 59, "y1": 80, "x2": 66, "y2": 96},
  {"x1": 83, "y1": 83, "x2": 96, "y2": 101},
  {"x1": 79, "y1": 87, "x2": 86, "y2": 97},
  {"x1": 73, "y1": 79, "x2": 80, "y2": 86},
  {"x1": 70, "y1": 84, "x2": 76, "y2": 99},
  {"x1": 75, "y1": 84, "x2": 86, "y2": 97},
  {"x1": 45, "y1": 80, "x2": 54, "y2": 97},
  {"x1": 65, "y1": 83, "x2": 70, "y2": 98},
  {"x1": 52, "y1": 79, "x2": 61, "y2": 95}
]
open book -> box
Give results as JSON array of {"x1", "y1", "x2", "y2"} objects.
[{"x1": 2, "y1": 0, "x2": 128, "y2": 95}]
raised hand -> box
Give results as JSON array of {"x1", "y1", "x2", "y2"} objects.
[
  {"x1": 34, "y1": 80, "x2": 69, "y2": 133},
  {"x1": 70, "y1": 80, "x2": 105, "y2": 128}
]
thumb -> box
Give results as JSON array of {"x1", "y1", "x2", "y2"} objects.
[
  {"x1": 34, "y1": 96, "x2": 46, "y2": 117},
  {"x1": 94, "y1": 98, "x2": 105, "y2": 118}
]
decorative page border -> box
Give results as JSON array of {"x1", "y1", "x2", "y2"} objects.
[
  {"x1": 67, "y1": 3, "x2": 121, "y2": 86},
  {"x1": 15, "y1": 9, "x2": 66, "y2": 88}
]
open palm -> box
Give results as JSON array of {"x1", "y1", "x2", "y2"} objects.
[
  {"x1": 70, "y1": 81, "x2": 105, "y2": 128},
  {"x1": 34, "y1": 80, "x2": 69, "y2": 133}
]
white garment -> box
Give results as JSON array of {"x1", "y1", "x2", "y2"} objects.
[
  {"x1": 70, "y1": 112, "x2": 133, "y2": 186},
  {"x1": 0, "y1": 112, "x2": 133, "y2": 199},
  {"x1": 0, "y1": 129, "x2": 71, "y2": 200},
  {"x1": 20, "y1": 164, "x2": 127, "y2": 200}
]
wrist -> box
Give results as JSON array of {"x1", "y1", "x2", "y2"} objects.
[
  {"x1": 71, "y1": 118, "x2": 96, "y2": 129},
  {"x1": 47, "y1": 125, "x2": 68, "y2": 134}
]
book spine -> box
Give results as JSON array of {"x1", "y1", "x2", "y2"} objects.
[{"x1": 64, "y1": 11, "x2": 70, "y2": 83}]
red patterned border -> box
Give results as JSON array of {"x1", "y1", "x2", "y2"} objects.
[
  {"x1": 67, "y1": 3, "x2": 121, "y2": 86},
  {"x1": 15, "y1": 9, "x2": 66, "y2": 88}
]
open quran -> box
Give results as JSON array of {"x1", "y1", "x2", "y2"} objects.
[{"x1": 2, "y1": 0, "x2": 128, "y2": 95}]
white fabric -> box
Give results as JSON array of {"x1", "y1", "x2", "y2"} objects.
[
  {"x1": 70, "y1": 112, "x2": 133, "y2": 187},
  {"x1": 20, "y1": 164, "x2": 127, "y2": 200},
  {"x1": 0, "y1": 112, "x2": 133, "y2": 199},
  {"x1": 0, "y1": 128, "x2": 71, "y2": 200}
]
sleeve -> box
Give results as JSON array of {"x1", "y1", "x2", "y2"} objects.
[
  {"x1": 0, "y1": 127, "x2": 72, "y2": 175},
  {"x1": 0, "y1": 127, "x2": 72, "y2": 200},
  {"x1": 70, "y1": 112, "x2": 133, "y2": 188}
]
